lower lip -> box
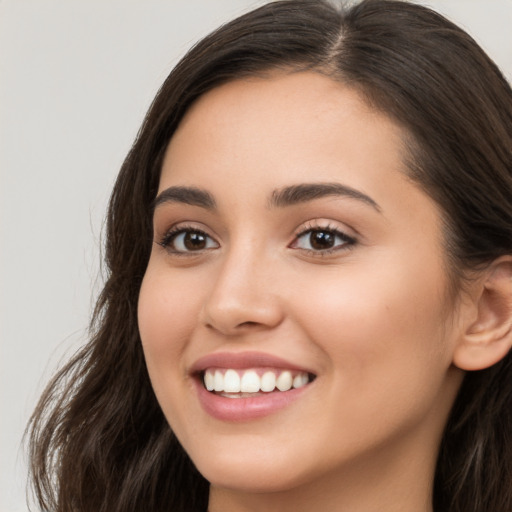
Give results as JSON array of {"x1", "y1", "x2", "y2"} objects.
[{"x1": 194, "y1": 378, "x2": 310, "y2": 422}]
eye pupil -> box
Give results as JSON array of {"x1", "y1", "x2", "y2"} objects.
[
  {"x1": 184, "y1": 232, "x2": 207, "y2": 250},
  {"x1": 310, "y1": 230, "x2": 334, "y2": 250}
]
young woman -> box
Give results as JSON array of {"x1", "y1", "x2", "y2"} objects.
[{"x1": 28, "y1": 1, "x2": 512, "y2": 511}]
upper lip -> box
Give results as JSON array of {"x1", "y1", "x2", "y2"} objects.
[{"x1": 190, "y1": 351, "x2": 315, "y2": 375}]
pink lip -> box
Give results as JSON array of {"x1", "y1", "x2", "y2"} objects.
[
  {"x1": 190, "y1": 351, "x2": 313, "y2": 373},
  {"x1": 190, "y1": 351, "x2": 315, "y2": 422},
  {"x1": 193, "y1": 380, "x2": 310, "y2": 422}
]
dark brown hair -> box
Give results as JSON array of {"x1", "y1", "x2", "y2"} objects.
[{"x1": 27, "y1": 1, "x2": 512, "y2": 511}]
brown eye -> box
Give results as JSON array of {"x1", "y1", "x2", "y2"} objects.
[
  {"x1": 182, "y1": 231, "x2": 208, "y2": 250},
  {"x1": 292, "y1": 227, "x2": 356, "y2": 253},
  {"x1": 309, "y1": 230, "x2": 335, "y2": 250},
  {"x1": 161, "y1": 228, "x2": 219, "y2": 253}
]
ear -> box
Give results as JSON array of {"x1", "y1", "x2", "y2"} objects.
[{"x1": 453, "y1": 256, "x2": 512, "y2": 371}]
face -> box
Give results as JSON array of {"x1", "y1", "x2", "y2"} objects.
[{"x1": 138, "y1": 72, "x2": 465, "y2": 494}]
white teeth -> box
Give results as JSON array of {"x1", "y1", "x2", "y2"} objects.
[
  {"x1": 240, "y1": 370, "x2": 260, "y2": 392},
  {"x1": 203, "y1": 368, "x2": 310, "y2": 394},
  {"x1": 204, "y1": 371, "x2": 214, "y2": 391},
  {"x1": 293, "y1": 373, "x2": 308, "y2": 389},
  {"x1": 260, "y1": 371, "x2": 276, "y2": 392},
  {"x1": 276, "y1": 371, "x2": 292, "y2": 391},
  {"x1": 223, "y1": 369, "x2": 241, "y2": 392},
  {"x1": 214, "y1": 370, "x2": 224, "y2": 392}
]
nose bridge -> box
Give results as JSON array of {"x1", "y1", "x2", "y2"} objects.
[{"x1": 201, "y1": 234, "x2": 283, "y2": 334}]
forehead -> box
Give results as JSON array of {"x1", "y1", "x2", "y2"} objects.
[
  {"x1": 161, "y1": 72, "x2": 411, "y2": 202},
  {"x1": 179, "y1": 70, "x2": 376, "y2": 130}
]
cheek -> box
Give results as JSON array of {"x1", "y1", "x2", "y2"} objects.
[
  {"x1": 292, "y1": 253, "x2": 453, "y2": 394},
  {"x1": 137, "y1": 265, "x2": 211, "y2": 439},
  {"x1": 138, "y1": 268, "x2": 201, "y2": 375}
]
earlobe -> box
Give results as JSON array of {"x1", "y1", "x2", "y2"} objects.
[{"x1": 453, "y1": 257, "x2": 512, "y2": 371}]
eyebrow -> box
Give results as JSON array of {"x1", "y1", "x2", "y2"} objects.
[
  {"x1": 151, "y1": 182, "x2": 381, "y2": 213},
  {"x1": 269, "y1": 182, "x2": 381, "y2": 212},
  {"x1": 152, "y1": 186, "x2": 217, "y2": 211}
]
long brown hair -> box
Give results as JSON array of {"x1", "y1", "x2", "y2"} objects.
[{"x1": 27, "y1": 1, "x2": 512, "y2": 511}]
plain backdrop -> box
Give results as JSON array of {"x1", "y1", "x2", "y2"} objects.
[{"x1": 1, "y1": 1, "x2": 511, "y2": 511}]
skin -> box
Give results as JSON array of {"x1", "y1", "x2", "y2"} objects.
[{"x1": 138, "y1": 72, "x2": 469, "y2": 512}]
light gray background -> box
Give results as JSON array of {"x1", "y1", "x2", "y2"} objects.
[{"x1": 1, "y1": 1, "x2": 511, "y2": 511}]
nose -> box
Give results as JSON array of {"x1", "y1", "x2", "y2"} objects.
[{"x1": 200, "y1": 247, "x2": 284, "y2": 336}]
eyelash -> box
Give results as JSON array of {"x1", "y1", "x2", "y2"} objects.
[
  {"x1": 157, "y1": 223, "x2": 357, "y2": 256},
  {"x1": 157, "y1": 225, "x2": 218, "y2": 256},
  {"x1": 291, "y1": 223, "x2": 357, "y2": 256}
]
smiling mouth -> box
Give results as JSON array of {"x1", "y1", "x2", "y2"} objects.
[{"x1": 202, "y1": 368, "x2": 316, "y2": 397}]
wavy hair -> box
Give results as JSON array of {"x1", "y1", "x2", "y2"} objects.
[{"x1": 27, "y1": 1, "x2": 512, "y2": 511}]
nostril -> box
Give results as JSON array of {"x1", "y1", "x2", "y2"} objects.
[
  {"x1": 200, "y1": 284, "x2": 284, "y2": 335},
  {"x1": 205, "y1": 320, "x2": 264, "y2": 332}
]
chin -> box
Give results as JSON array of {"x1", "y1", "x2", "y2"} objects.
[
  {"x1": 183, "y1": 438, "x2": 312, "y2": 493},
  {"x1": 194, "y1": 437, "x2": 348, "y2": 497},
  {"x1": 201, "y1": 461, "x2": 309, "y2": 494}
]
